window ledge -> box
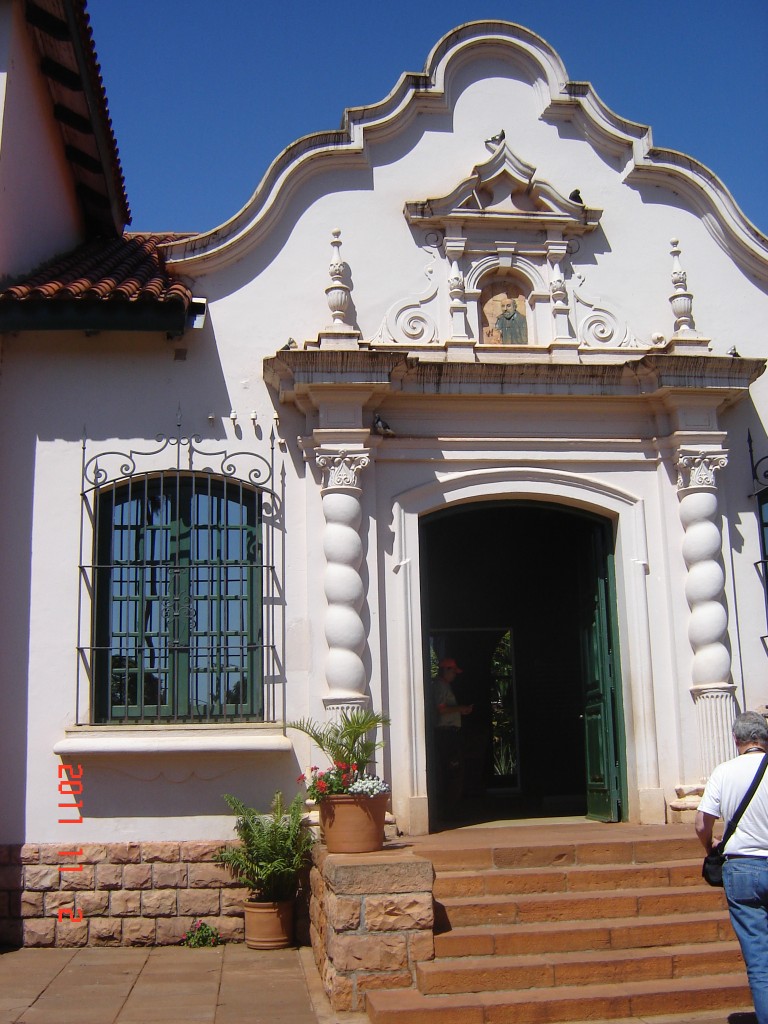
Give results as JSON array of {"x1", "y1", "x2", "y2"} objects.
[{"x1": 53, "y1": 725, "x2": 292, "y2": 756}]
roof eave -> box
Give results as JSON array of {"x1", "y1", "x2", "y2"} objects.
[
  {"x1": 26, "y1": 0, "x2": 130, "y2": 236},
  {"x1": 0, "y1": 300, "x2": 188, "y2": 336}
]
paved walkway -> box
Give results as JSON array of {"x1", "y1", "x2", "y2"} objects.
[{"x1": 0, "y1": 945, "x2": 367, "y2": 1024}]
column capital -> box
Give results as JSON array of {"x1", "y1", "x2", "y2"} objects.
[
  {"x1": 315, "y1": 446, "x2": 371, "y2": 491},
  {"x1": 676, "y1": 449, "x2": 728, "y2": 491}
]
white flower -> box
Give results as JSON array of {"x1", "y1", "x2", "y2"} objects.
[{"x1": 348, "y1": 774, "x2": 390, "y2": 797}]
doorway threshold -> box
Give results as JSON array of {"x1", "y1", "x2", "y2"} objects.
[{"x1": 458, "y1": 815, "x2": 592, "y2": 829}]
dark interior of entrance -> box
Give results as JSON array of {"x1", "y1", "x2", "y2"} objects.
[{"x1": 422, "y1": 502, "x2": 605, "y2": 828}]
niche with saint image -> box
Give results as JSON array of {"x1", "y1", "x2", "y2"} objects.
[{"x1": 481, "y1": 279, "x2": 529, "y2": 345}]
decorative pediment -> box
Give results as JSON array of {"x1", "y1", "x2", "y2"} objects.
[{"x1": 403, "y1": 143, "x2": 601, "y2": 235}]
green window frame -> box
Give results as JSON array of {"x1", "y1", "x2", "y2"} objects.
[{"x1": 92, "y1": 473, "x2": 263, "y2": 723}]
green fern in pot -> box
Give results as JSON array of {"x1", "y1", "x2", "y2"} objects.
[{"x1": 214, "y1": 791, "x2": 313, "y2": 902}]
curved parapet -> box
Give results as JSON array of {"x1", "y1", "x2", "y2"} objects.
[{"x1": 160, "y1": 20, "x2": 767, "y2": 279}]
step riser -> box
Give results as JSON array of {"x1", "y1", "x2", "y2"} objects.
[
  {"x1": 417, "y1": 946, "x2": 745, "y2": 995},
  {"x1": 438, "y1": 888, "x2": 725, "y2": 928},
  {"x1": 435, "y1": 916, "x2": 735, "y2": 957},
  {"x1": 419, "y1": 838, "x2": 703, "y2": 873},
  {"x1": 367, "y1": 982, "x2": 753, "y2": 1024},
  {"x1": 434, "y1": 863, "x2": 701, "y2": 898},
  {"x1": 494, "y1": 984, "x2": 752, "y2": 1024}
]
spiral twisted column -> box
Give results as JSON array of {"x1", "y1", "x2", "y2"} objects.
[
  {"x1": 677, "y1": 450, "x2": 736, "y2": 778},
  {"x1": 315, "y1": 447, "x2": 371, "y2": 715}
]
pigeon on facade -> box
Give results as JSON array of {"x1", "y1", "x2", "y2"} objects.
[
  {"x1": 569, "y1": 189, "x2": 584, "y2": 205},
  {"x1": 485, "y1": 129, "x2": 505, "y2": 147},
  {"x1": 728, "y1": 346, "x2": 741, "y2": 357},
  {"x1": 373, "y1": 413, "x2": 395, "y2": 437},
  {"x1": 280, "y1": 338, "x2": 297, "y2": 350}
]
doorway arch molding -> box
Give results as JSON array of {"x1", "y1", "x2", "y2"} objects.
[{"x1": 386, "y1": 465, "x2": 665, "y2": 832}]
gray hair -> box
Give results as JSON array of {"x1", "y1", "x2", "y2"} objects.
[{"x1": 732, "y1": 711, "x2": 768, "y2": 744}]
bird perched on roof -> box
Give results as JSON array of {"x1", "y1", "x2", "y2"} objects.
[
  {"x1": 485, "y1": 129, "x2": 505, "y2": 147},
  {"x1": 569, "y1": 189, "x2": 584, "y2": 205},
  {"x1": 373, "y1": 413, "x2": 395, "y2": 437},
  {"x1": 280, "y1": 337, "x2": 297, "y2": 350},
  {"x1": 728, "y1": 346, "x2": 741, "y2": 357}
]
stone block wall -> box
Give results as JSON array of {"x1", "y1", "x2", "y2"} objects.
[
  {"x1": 309, "y1": 846, "x2": 435, "y2": 1012},
  {"x1": 0, "y1": 841, "x2": 250, "y2": 947}
]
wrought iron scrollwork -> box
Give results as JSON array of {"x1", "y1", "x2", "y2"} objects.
[
  {"x1": 749, "y1": 430, "x2": 768, "y2": 493},
  {"x1": 83, "y1": 421, "x2": 275, "y2": 493}
]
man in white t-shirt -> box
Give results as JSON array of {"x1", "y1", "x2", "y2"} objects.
[{"x1": 696, "y1": 711, "x2": 768, "y2": 1024}]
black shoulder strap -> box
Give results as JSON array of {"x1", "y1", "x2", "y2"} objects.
[{"x1": 721, "y1": 753, "x2": 768, "y2": 852}]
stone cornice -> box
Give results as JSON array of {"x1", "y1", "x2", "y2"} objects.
[
  {"x1": 161, "y1": 21, "x2": 768, "y2": 277},
  {"x1": 265, "y1": 348, "x2": 765, "y2": 407}
]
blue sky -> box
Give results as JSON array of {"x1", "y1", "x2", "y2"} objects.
[{"x1": 86, "y1": 0, "x2": 768, "y2": 236}]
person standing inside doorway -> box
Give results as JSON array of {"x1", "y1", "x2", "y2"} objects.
[
  {"x1": 433, "y1": 657, "x2": 473, "y2": 816},
  {"x1": 695, "y1": 711, "x2": 768, "y2": 1024}
]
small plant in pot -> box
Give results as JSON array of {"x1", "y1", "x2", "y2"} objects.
[
  {"x1": 289, "y1": 708, "x2": 391, "y2": 853},
  {"x1": 214, "y1": 791, "x2": 314, "y2": 949}
]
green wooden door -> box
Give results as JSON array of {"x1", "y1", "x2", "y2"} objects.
[{"x1": 579, "y1": 520, "x2": 624, "y2": 822}]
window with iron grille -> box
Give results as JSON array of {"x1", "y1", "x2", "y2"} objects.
[{"x1": 78, "y1": 428, "x2": 281, "y2": 725}]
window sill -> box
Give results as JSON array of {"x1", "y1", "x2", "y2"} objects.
[{"x1": 53, "y1": 725, "x2": 292, "y2": 756}]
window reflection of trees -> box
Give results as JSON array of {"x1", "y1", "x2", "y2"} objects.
[
  {"x1": 490, "y1": 630, "x2": 518, "y2": 782},
  {"x1": 96, "y1": 475, "x2": 262, "y2": 723}
]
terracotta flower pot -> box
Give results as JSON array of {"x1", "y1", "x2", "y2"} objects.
[
  {"x1": 319, "y1": 793, "x2": 388, "y2": 853},
  {"x1": 243, "y1": 899, "x2": 294, "y2": 949}
]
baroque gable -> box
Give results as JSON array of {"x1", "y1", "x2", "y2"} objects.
[{"x1": 163, "y1": 21, "x2": 768, "y2": 279}]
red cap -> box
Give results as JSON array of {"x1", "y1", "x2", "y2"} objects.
[{"x1": 438, "y1": 657, "x2": 463, "y2": 673}]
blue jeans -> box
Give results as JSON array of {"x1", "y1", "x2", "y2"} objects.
[{"x1": 723, "y1": 857, "x2": 768, "y2": 1024}]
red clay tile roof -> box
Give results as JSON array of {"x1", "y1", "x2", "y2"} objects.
[
  {"x1": 26, "y1": 0, "x2": 130, "y2": 234},
  {"x1": 0, "y1": 235, "x2": 195, "y2": 335}
]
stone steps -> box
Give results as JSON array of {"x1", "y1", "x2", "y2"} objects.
[
  {"x1": 433, "y1": 859, "x2": 701, "y2": 897},
  {"x1": 435, "y1": 884, "x2": 725, "y2": 928},
  {"x1": 416, "y1": 940, "x2": 743, "y2": 994},
  {"x1": 415, "y1": 834, "x2": 701, "y2": 873},
  {"x1": 433, "y1": 910, "x2": 735, "y2": 957},
  {"x1": 364, "y1": 828, "x2": 752, "y2": 1024},
  {"x1": 366, "y1": 973, "x2": 752, "y2": 1024}
]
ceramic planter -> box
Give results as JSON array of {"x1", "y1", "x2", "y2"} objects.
[
  {"x1": 243, "y1": 899, "x2": 294, "y2": 949},
  {"x1": 319, "y1": 793, "x2": 388, "y2": 853}
]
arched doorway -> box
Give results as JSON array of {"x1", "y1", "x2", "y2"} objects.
[{"x1": 421, "y1": 501, "x2": 626, "y2": 829}]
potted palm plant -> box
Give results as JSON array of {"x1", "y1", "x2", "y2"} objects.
[
  {"x1": 289, "y1": 708, "x2": 391, "y2": 853},
  {"x1": 214, "y1": 791, "x2": 314, "y2": 949}
]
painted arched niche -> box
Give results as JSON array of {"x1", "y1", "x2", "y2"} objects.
[{"x1": 480, "y1": 274, "x2": 531, "y2": 345}]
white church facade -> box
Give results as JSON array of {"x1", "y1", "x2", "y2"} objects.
[{"x1": 1, "y1": 4, "x2": 767, "y2": 944}]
